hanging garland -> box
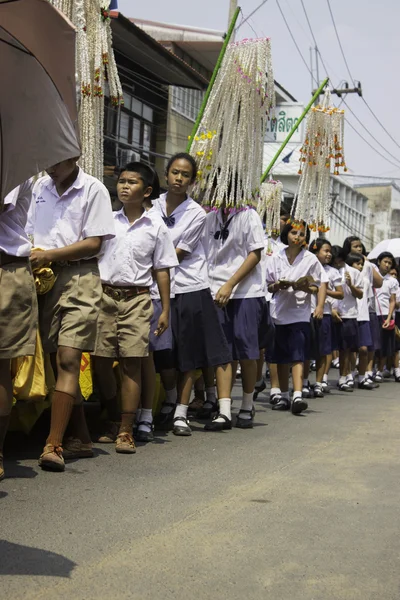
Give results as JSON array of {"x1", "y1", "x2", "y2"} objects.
[
  {"x1": 257, "y1": 179, "x2": 283, "y2": 239},
  {"x1": 48, "y1": 0, "x2": 123, "y2": 180},
  {"x1": 292, "y1": 89, "x2": 347, "y2": 232},
  {"x1": 189, "y1": 38, "x2": 275, "y2": 212}
]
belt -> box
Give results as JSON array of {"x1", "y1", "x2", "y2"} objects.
[
  {"x1": 53, "y1": 257, "x2": 98, "y2": 268},
  {"x1": 0, "y1": 251, "x2": 29, "y2": 267},
  {"x1": 102, "y1": 284, "x2": 149, "y2": 301}
]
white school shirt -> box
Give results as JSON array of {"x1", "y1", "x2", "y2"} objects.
[
  {"x1": 262, "y1": 235, "x2": 287, "y2": 301},
  {"x1": 152, "y1": 193, "x2": 209, "y2": 294},
  {"x1": 336, "y1": 265, "x2": 363, "y2": 319},
  {"x1": 204, "y1": 208, "x2": 265, "y2": 299},
  {"x1": 395, "y1": 286, "x2": 400, "y2": 313},
  {"x1": 357, "y1": 262, "x2": 374, "y2": 322},
  {"x1": 28, "y1": 168, "x2": 115, "y2": 252},
  {"x1": 374, "y1": 274, "x2": 399, "y2": 316},
  {"x1": 265, "y1": 248, "x2": 324, "y2": 325},
  {"x1": 0, "y1": 180, "x2": 33, "y2": 257},
  {"x1": 310, "y1": 264, "x2": 339, "y2": 315},
  {"x1": 99, "y1": 208, "x2": 178, "y2": 287}
]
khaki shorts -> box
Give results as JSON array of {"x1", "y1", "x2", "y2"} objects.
[
  {"x1": 38, "y1": 261, "x2": 102, "y2": 354},
  {"x1": 93, "y1": 291, "x2": 153, "y2": 358},
  {"x1": 0, "y1": 262, "x2": 38, "y2": 359}
]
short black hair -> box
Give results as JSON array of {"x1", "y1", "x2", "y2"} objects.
[
  {"x1": 166, "y1": 152, "x2": 197, "y2": 183},
  {"x1": 345, "y1": 252, "x2": 364, "y2": 267},
  {"x1": 280, "y1": 220, "x2": 311, "y2": 245},
  {"x1": 118, "y1": 162, "x2": 160, "y2": 200},
  {"x1": 309, "y1": 237, "x2": 332, "y2": 255},
  {"x1": 331, "y1": 245, "x2": 346, "y2": 262},
  {"x1": 377, "y1": 251, "x2": 395, "y2": 267}
]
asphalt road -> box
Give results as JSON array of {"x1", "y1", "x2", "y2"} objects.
[{"x1": 1, "y1": 375, "x2": 400, "y2": 600}]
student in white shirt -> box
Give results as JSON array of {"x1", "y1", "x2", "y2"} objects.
[
  {"x1": 265, "y1": 221, "x2": 323, "y2": 415},
  {"x1": 389, "y1": 266, "x2": 400, "y2": 381},
  {"x1": 92, "y1": 163, "x2": 177, "y2": 454},
  {"x1": 374, "y1": 252, "x2": 399, "y2": 381},
  {"x1": 29, "y1": 158, "x2": 115, "y2": 472},
  {"x1": 0, "y1": 181, "x2": 37, "y2": 482},
  {"x1": 152, "y1": 153, "x2": 232, "y2": 436},
  {"x1": 308, "y1": 238, "x2": 343, "y2": 396},
  {"x1": 331, "y1": 246, "x2": 363, "y2": 391},
  {"x1": 204, "y1": 200, "x2": 265, "y2": 430}
]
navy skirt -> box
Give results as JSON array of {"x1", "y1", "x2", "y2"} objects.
[
  {"x1": 369, "y1": 312, "x2": 381, "y2": 352},
  {"x1": 338, "y1": 318, "x2": 359, "y2": 352},
  {"x1": 149, "y1": 300, "x2": 173, "y2": 353},
  {"x1": 358, "y1": 320, "x2": 373, "y2": 350},
  {"x1": 331, "y1": 320, "x2": 341, "y2": 352},
  {"x1": 377, "y1": 314, "x2": 395, "y2": 358},
  {"x1": 218, "y1": 297, "x2": 265, "y2": 361},
  {"x1": 310, "y1": 315, "x2": 332, "y2": 359},
  {"x1": 172, "y1": 289, "x2": 232, "y2": 372},
  {"x1": 396, "y1": 313, "x2": 400, "y2": 352},
  {"x1": 272, "y1": 322, "x2": 311, "y2": 364},
  {"x1": 258, "y1": 299, "x2": 274, "y2": 350}
]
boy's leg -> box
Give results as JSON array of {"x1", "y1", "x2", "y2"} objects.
[
  {"x1": 0, "y1": 360, "x2": 13, "y2": 481},
  {"x1": 136, "y1": 355, "x2": 155, "y2": 442},
  {"x1": 92, "y1": 356, "x2": 120, "y2": 443},
  {"x1": 116, "y1": 357, "x2": 141, "y2": 453}
]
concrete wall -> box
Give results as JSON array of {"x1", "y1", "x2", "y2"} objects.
[{"x1": 354, "y1": 185, "x2": 396, "y2": 247}]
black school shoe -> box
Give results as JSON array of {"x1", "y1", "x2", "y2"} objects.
[
  {"x1": 313, "y1": 384, "x2": 324, "y2": 398},
  {"x1": 154, "y1": 403, "x2": 176, "y2": 428},
  {"x1": 135, "y1": 421, "x2": 154, "y2": 442},
  {"x1": 291, "y1": 397, "x2": 308, "y2": 415},
  {"x1": 253, "y1": 380, "x2": 267, "y2": 401},
  {"x1": 271, "y1": 397, "x2": 290, "y2": 411},
  {"x1": 204, "y1": 414, "x2": 232, "y2": 431},
  {"x1": 337, "y1": 382, "x2": 353, "y2": 392},
  {"x1": 235, "y1": 410, "x2": 254, "y2": 429},
  {"x1": 196, "y1": 401, "x2": 218, "y2": 420},
  {"x1": 358, "y1": 379, "x2": 374, "y2": 390},
  {"x1": 172, "y1": 416, "x2": 192, "y2": 436}
]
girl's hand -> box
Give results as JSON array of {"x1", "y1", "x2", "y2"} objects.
[
  {"x1": 313, "y1": 306, "x2": 324, "y2": 320},
  {"x1": 154, "y1": 311, "x2": 169, "y2": 336},
  {"x1": 332, "y1": 309, "x2": 342, "y2": 323},
  {"x1": 382, "y1": 318, "x2": 391, "y2": 329},
  {"x1": 215, "y1": 283, "x2": 233, "y2": 307},
  {"x1": 345, "y1": 272, "x2": 352, "y2": 286}
]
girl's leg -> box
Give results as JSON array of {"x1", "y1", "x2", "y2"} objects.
[
  {"x1": 0, "y1": 359, "x2": 13, "y2": 480},
  {"x1": 189, "y1": 374, "x2": 205, "y2": 412},
  {"x1": 173, "y1": 370, "x2": 196, "y2": 436},
  {"x1": 157, "y1": 365, "x2": 178, "y2": 422},
  {"x1": 205, "y1": 363, "x2": 233, "y2": 430},
  {"x1": 272, "y1": 363, "x2": 291, "y2": 411},
  {"x1": 237, "y1": 358, "x2": 257, "y2": 423},
  {"x1": 292, "y1": 362, "x2": 304, "y2": 393},
  {"x1": 316, "y1": 357, "x2": 326, "y2": 384},
  {"x1": 254, "y1": 350, "x2": 266, "y2": 397},
  {"x1": 338, "y1": 350, "x2": 352, "y2": 391},
  {"x1": 393, "y1": 351, "x2": 400, "y2": 381},
  {"x1": 303, "y1": 360, "x2": 311, "y2": 398},
  {"x1": 268, "y1": 362, "x2": 281, "y2": 402},
  {"x1": 137, "y1": 354, "x2": 156, "y2": 440},
  {"x1": 117, "y1": 357, "x2": 142, "y2": 453}
]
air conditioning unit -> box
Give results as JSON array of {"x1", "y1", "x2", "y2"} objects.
[{"x1": 119, "y1": 148, "x2": 140, "y2": 166}]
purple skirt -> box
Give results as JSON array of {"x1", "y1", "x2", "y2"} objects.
[
  {"x1": 358, "y1": 320, "x2": 373, "y2": 350},
  {"x1": 369, "y1": 312, "x2": 381, "y2": 352},
  {"x1": 272, "y1": 322, "x2": 311, "y2": 364},
  {"x1": 218, "y1": 297, "x2": 265, "y2": 361},
  {"x1": 149, "y1": 300, "x2": 173, "y2": 352},
  {"x1": 337, "y1": 318, "x2": 359, "y2": 352}
]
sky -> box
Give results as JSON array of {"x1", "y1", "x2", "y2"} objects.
[{"x1": 117, "y1": 0, "x2": 400, "y2": 180}]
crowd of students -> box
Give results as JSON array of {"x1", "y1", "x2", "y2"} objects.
[{"x1": 0, "y1": 151, "x2": 399, "y2": 480}]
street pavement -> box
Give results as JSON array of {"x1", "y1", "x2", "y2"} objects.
[{"x1": 1, "y1": 375, "x2": 400, "y2": 600}]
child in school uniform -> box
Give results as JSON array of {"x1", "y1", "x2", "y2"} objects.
[
  {"x1": 265, "y1": 221, "x2": 323, "y2": 415},
  {"x1": 374, "y1": 252, "x2": 399, "y2": 381},
  {"x1": 331, "y1": 246, "x2": 364, "y2": 392},
  {"x1": 29, "y1": 158, "x2": 115, "y2": 472},
  {"x1": 0, "y1": 181, "x2": 37, "y2": 481},
  {"x1": 153, "y1": 152, "x2": 232, "y2": 436},
  {"x1": 204, "y1": 203, "x2": 266, "y2": 430},
  {"x1": 389, "y1": 266, "x2": 400, "y2": 381},
  {"x1": 92, "y1": 163, "x2": 177, "y2": 454}
]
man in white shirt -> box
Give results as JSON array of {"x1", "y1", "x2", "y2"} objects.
[
  {"x1": 0, "y1": 181, "x2": 37, "y2": 481},
  {"x1": 29, "y1": 158, "x2": 115, "y2": 472}
]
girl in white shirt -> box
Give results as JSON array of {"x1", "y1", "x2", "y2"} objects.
[
  {"x1": 389, "y1": 266, "x2": 400, "y2": 381},
  {"x1": 374, "y1": 252, "x2": 398, "y2": 380},
  {"x1": 265, "y1": 221, "x2": 323, "y2": 414},
  {"x1": 153, "y1": 153, "x2": 232, "y2": 436}
]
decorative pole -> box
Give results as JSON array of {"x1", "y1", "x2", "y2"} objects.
[
  {"x1": 186, "y1": 6, "x2": 241, "y2": 153},
  {"x1": 260, "y1": 77, "x2": 329, "y2": 183}
]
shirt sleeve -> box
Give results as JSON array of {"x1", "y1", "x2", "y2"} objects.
[
  {"x1": 176, "y1": 208, "x2": 206, "y2": 254},
  {"x1": 82, "y1": 181, "x2": 116, "y2": 240},
  {"x1": 332, "y1": 270, "x2": 343, "y2": 287},
  {"x1": 153, "y1": 223, "x2": 180, "y2": 270},
  {"x1": 354, "y1": 269, "x2": 364, "y2": 289},
  {"x1": 244, "y1": 210, "x2": 266, "y2": 253},
  {"x1": 308, "y1": 256, "x2": 323, "y2": 285},
  {"x1": 265, "y1": 255, "x2": 277, "y2": 286}
]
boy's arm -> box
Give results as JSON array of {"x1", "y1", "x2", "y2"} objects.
[
  {"x1": 215, "y1": 249, "x2": 262, "y2": 307},
  {"x1": 154, "y1": 268, "x2": 170, "y2": 336},
  {"x1": 30, "y1": 237, "x2": 102, "y2": 268}
]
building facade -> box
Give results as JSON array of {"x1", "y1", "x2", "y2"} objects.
[{"x1": 354, "y1": 183, "x2": 400, "y2": 247}]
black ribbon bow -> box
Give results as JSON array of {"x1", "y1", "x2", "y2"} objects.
[
  {"x1": 214, "y1": 228, "x2": 230, "y2": 242},
  {"x1": 162, "y1": 215, "x2": 175, "y2": 227}
]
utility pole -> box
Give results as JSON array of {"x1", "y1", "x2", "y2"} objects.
[
  {"x1": 311, "y1": 46, "x2": 362, "y2": 101},
  {"x1": 228, "y1": 0, "x2": 238, "y2": 41}
]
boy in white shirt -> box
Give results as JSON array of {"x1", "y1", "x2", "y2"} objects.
[
  {"x1": 92, "y1": 163, "x2": 177, "y2": 454},
  {"x1": 29, "y1": 158, "x2": 115, "y2": 472},
  {"x1": 0, "y1": 181, "x2": 37, "y2": 481}
]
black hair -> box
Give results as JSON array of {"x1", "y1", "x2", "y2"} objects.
[
  {"x1": 118, "y1": 162, "x2": 160, "y2": 200},
  {"x1": 309, "y1": 237, "x2": 332, "y2": 255},
  {"x1": 377, "y1": 251, "x2": 395, "y2": 267},
  {"x1": 345, "y1": 252, "x2": 364, "y2": 267},
  {"x1": 331, "y1": 245, "x2": 346, "y2": 262},
  {"x1": 165, "y1": 152, "x2": 197, "y2": 183},
  {"x1": 342, "y1": 236, "x2": 362, "y2": 257},
  {"x1": 280, "y1": 208, "x2": 291, "y2": 219},
  {"x1": 389, "y1": 263, "x2": 400, "y2": 278},
  {"x1": 280, "y1": 220, "x2": 311, "y2": 245}
]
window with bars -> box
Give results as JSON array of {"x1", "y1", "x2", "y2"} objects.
[{"x1": 171, "y1": 86, "x2": 204, "y2": 122}]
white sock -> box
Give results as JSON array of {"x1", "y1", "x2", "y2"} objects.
[
  {"x1": 293, "y1": 391, "x2": 302, "y2": 401},
  {"x1": 394, "y1": 367, "x2": 400, "y2": 377},
  {"x1": 239, "y1": 391, "x2": 254, "y2": 419},
  {"x1": 366, "y1": 371, "x2": 373, "y2": 379},
  {"x1": 173, "y1": 404, "x2": 189, "y2": 427},
  {"x1": 376, "y1": 370, "x2": 382, "y2": 377},
  {"x1": 213, "y1": 398, "x2": 232, "y2": 423},
  {"x1": 339, "y1": 376, "x2": 347, "y2": 385},
  {"x1": 332, "y1": 358, "x2": 339, "y2": 366},
  {"x1": 352, "y1": 370, "x2": 357, "y2": 378},
  {"x1": 303, "y1": 379, "x2": 309, "y2": 387},
  {"x1": 346, "y1": 374, "x2": 354, "y2": 382},
  {"x1": 359, "y1": 376, "x2": 365, "y2": 383},
  {"x1": 270, "y1": 387, "x2": 281, "y2": 397},
  {"x1": 161, "y1": 388, "x2": 177, "y2": 413},
  {"x1": 255, "y1": 378, "x2": 264, "y2": 388},
  {"x1": 322, "y1": 374, "x2": 328, "y2": 383},
  {"x1": 138, "y1": 409, "x2": 153, "y2": 432}
]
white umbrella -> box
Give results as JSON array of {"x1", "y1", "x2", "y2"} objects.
[
  {"x1": 368, "y1": 239, "x2": 400, "y2": 260},
  {"x1": 0, "y1": 0, "x2": 80, "y2": 204}
]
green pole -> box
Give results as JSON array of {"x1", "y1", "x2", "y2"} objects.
[
  {"x1": 186, "y1": 6, "x2": 241, "y2": 153},
  {"x1": 260, "y1": 77, "x2": 329, "y2": 183}
]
